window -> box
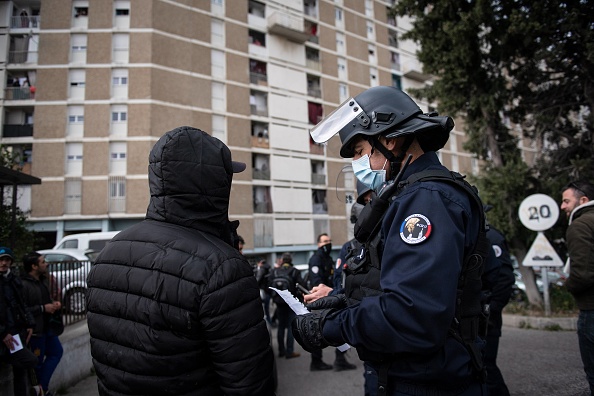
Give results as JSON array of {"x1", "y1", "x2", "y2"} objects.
[
  {"x1": 211, "y1": 19, "x2": 224, "y2": 46},
  {"x1": 368, "y1": 44, "x2": 376, "y2": 64},
  {"x1": 365, "y1": 0, "x2": 373, "y2": 17},
  {"x1": 335, "y1": 7, "x2": 344, "y2": 29},
  {"x1": 115, "y1": 9, "x2": 129, "y2": 16},
  {"x1": 312, "y1": 189, "x2": 327, "y2": 214},
  {"x1": 370, "y1": 67, "x2": 378, "y2": 87},
  {"x1": 71, "y1": 34, "x2": 87, "y2": 62},
  {"x1": 212, "y1": 114, "x2": 226, "y2": 142},
  {"x1": 64, "y1": 179, "x2": 82, "y2": 214},
  {"x1": 249, "y1": 29, "x2": 266, "y2": 47},
  {"x1": 112, "y1": 34, "x2": 129, "y2": 63},
  {"x1": 211, "y1": 50, "x2": 225, "y2": 79},
  {"x1": 109, "y1": 143, "x2": 127, "y2": 174},
  {"x1": 339, "y1": 83, "x2": 348, "y2": 102},
  {"x1": 68, "y1": 115, "x2": 84, "y2": 123},
  {"x1": 392, "y1": 74, "x2": 402, "y2": 90},
  {"x1": 367, "y1": 21, "x2": 375, "y2": 40},
  {"x1": 249, "y1": 59, "x2": 267, "y2": 84},
  {"x1": 337, "y1": 57, "x2": 347, "y2": 79},
  {"x1": 65, "y1": 143, "x2": 83, "y2": 176},
  {"x1": 389, "y1": 30, "x2": 398, "y2": 48},
  {"x1": 112, "y1": 76, "x2": 128, "y2": 85},
  {"x1": 74, "y1": 7, "x2": 88, "y2": 18},
  {"x1": 391, "y1": 52, "x2": 400, "y2": 70},
  {"x1": 109, "y1": 176, "x2": 126, "y2": 212},
  {"x1": 212, "y1": 82, "x2": 226, "y2": 112},
  {"x1": 110, "y1": 180, "x2": 125, "y2": 197},
  {"x1": 336, "y1": 32, "x2": 345, "y2": 54},
  {"x1": 248, "y1": 0, "x2": 265, "y2": 17},
  {"x1": 307, "y1": 75, "x2": 321, "y2": 98},
  {"x1": 110, "y1": 152, "x2": 126, "y2": 159},
  {"x1": 112, "y1": 111, "x2": 127, "y2": 122}
]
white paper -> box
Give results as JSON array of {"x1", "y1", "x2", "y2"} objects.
[
  {"x1": 269, "y1": 287, "x2": 350, "y2": 351},
  {"x1": 9, "y1": 333, "x2": 23, "y2": 354}
]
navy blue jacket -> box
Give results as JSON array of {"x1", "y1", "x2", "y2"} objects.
[
  {"x1": 308, "y1": 247, "x2": 334, "y2": 288},
  {"x1": 322, "y1": 152, "x2": 482, "y2": 388}
]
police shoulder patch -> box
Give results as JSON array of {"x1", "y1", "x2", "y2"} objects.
[
  {"x1": 492, "y1": 245, "x2": 502, "y2": 258},
  {"x1": 399, "y1": 214, "x2": 432, "y2": 244}
]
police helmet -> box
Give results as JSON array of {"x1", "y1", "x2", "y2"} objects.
[{"x1": 310, "y1": 86, "x2": 454, "y2": 158}]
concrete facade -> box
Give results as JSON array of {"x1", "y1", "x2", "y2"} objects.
[{"x1": 0, "y1": 0, "x2": 485, "y2": 265}]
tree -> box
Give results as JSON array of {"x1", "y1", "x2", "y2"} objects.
[
  {"x1": 392, "y1": 0, "x2": 594, "y2": 307},
  {"x1": 0, "y1": 145, "x2": 37, "y2": 259}
]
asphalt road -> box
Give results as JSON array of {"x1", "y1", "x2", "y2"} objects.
[{"x1": 67, "y1": 325, "x2": 589, "y2": 396}]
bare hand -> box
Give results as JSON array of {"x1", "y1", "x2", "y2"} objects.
[
  {"x1": 44, "y1": 303, "x2": 57, "y2": 313},
  {"x1": 3, "y1": 334, "x2": 18, "y2": 351},
  {"x1": 303, "y1": 284, "x2": 333, "y2": 303}
]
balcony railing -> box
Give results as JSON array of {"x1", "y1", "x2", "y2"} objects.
[
  {"x1": 253, "y1": 168, "x2": 271, "y2": 180},
  {"x1": 254, "y1": 217, "x2": 273, "y2": 248},
  {"x1": 250, "y1": 105, "x2": 268, "y2": 117},
  {"x1": 306, "y1": 58, "x2": 321, "y2": 71},
  {"x1": 250, "y1": 72, "x2": 268, "y2": 85},
  {"x1": 9, "y1": 51, "x2": 38, "y2": 64},
  {"x1": 254, "y1": 202, "x2": 272, "y2": 214},
  {"x1": 10, "y1": 16, "x2": 40, "y2": 29},
  {"x1": 251, "y1": 135, "x2": 270, "y2": 148},
  {"x1": 109, "y1": 197, "x2": 126, "y2": 213},
  {"x1": 311, "y1": 173, "x2": 325, "y2": 185},
  {"x1": 4, "y1": 87, "x2": 35, "y2": 100},
  {"x1": 3, "y1": 124, "x2": 33, "y2": 138},
  {"x1": 308, "y1": 87, "x2": 321, "y2": 98}
]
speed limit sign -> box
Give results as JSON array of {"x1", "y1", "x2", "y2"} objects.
[{"x1": 518, "y1": 194, "x2": 559, "y2": 231}]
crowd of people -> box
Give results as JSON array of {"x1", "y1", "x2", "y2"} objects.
[
  {"x1": 1, "y1": 85, "x2": 592, "y2": 396},
  {"x1": 0, "y1": 247, "x2": 63, "y2": 396}
]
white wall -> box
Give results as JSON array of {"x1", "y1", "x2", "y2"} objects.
[
  {"x1": 272, "y1": 186, "x2": 311, "y2": 213},
  {"x1": 268, "y1": 64, "x2": 306, "y2": 94},
  {"x1": 274, "y1": 219, "x2": 314, "y2": 245},
  {"x1": 269, "y1": 123, "x2": 309, "y2": 152},
  {"x1": 269, "y1": 93, "x2": 307, "y2": 123},
  {"x1": 270, "y1": 155, "x2": 309, "y2": 183}
]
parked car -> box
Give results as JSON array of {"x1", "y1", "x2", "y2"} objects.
[
  {"x1": 53, "y1": 231, "x2": 120, "y2": 251},
  {"x1": 37, "y1": 248, "x2": 99, "y2": 314}
]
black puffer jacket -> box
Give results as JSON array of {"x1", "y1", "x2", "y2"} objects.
[{"x1": 87, "y1": 126, "x2": 275, "y2": 396}]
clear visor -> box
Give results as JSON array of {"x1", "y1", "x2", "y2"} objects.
[{"x1": 309, "y1": 98, "x2": 364, "y2": 143}]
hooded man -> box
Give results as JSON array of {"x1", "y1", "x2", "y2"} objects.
[{"x1": 86, "y1": 126, "x2": 275, "y2": 396}]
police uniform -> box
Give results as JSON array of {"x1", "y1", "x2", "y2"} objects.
[
  {"x1": 322, "y1": 152, "x2": 485, "y2": 394},
  {"x1": 308, "y1": 246, "x2": 334, "y2": 288}
]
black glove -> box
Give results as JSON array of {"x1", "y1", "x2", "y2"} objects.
[
  {"x1": 306, "y1": 294, "x2": 348, "y2": 311},
  {"x1": 292, "y1": 309, "x2": 336, "y2": 353}
]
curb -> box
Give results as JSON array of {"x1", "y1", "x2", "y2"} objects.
[{"x1": 502, "y1": 314, "x2": 578, "y2": 331}]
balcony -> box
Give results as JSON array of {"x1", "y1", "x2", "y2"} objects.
[
  {"x1": 4, "y1": 87, "x2": 35, "y2": 100},
  {"x1": 254, "y1": 218, "x2": 273, "y2": 248},
  {"x1": 311, "y1": 173, "x2": 325, "y2": 185},
  {"x1": 10, "y1": 16, "x2": 40, "y2": 29},
  {"x1": 3, "y1": 124, "x2": 33, "y2": 138},
  {"x1": 250, "y1": 72, "x2": 268, "y2": 86},
  {"x1": 308, "y1": 87, "x2": 321, "y2": 98},
  {"x1": 402, "y1": 58, "x2": 432, "y2": 81},
  {"x1": 268, "y1": 10, "x2": 309, "y2": 43},
  {"x1": 251, "y1": 135, "x2": 269, "y2": 148},
  {"x1": 253, "y1": 168, "x2": 270, "y2": 180},
  {"x1": 250, "y1": 105, "x2": 268, "y2": 117},
  {"x1": 9, "y1": 51, "x2": 38, "y2": 64},
  {"x1": 310, "y1": 142, "x2": 324, "y2": 155}
]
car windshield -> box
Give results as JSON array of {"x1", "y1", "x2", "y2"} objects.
[{"x1": 85, "y1": 251, "x2": 100, "y2": 262}]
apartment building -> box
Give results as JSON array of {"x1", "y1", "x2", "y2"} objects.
[{"x1": 0, "y1": 0, "x2": 478, "y2": 263}]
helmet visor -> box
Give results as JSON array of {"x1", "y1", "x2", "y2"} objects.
[{"x1": 310, "y1": 98, "x2": 365, "y2": 143}]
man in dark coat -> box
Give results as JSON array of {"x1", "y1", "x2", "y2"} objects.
[
  {"x1": 86, "y1": 126, "x2": 275, "y2": 396},
  {"x1": 0, "y1": 247, "x2": 38, "y2": 396}
]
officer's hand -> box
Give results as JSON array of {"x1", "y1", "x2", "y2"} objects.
[
  {"x1": 306, "y1": 294, "x2": 348, "y2": 310},
  {"x1": 303, "y1": 284, "x2": 333, "y2": 303},
  {"x1": 292, "y1": 310, "x2": 335, "y2": 353}
]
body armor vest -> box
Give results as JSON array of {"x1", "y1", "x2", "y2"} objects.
[{"x1": 343, "y1": 169, "x2": 490, "y2": 381}]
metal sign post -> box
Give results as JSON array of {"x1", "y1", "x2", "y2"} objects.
[{"x1": 518, "y1": 194, "x2": 562, "y2": 316}]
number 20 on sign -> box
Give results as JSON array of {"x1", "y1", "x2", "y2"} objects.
[{"x1": 518, "y1": 194, "x2": 559, "y2": 232}]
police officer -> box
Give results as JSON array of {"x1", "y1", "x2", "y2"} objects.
[
  {"x1": 482, "y1": 206, "x2": 515, "y2": 396},
  {"x1": 293, "y1": 86, "x2": 488, "y2": 395},
  {"x1": 307, "y1": 233, "x2": 335, "y2": 371}
]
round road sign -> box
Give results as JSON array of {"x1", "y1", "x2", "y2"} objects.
[{"x1": 518, "y1": 194, "x2": 559, "y2": 231}]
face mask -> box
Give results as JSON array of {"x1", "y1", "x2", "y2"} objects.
[
  {"x1": 352, "y1": 154, "x2": 386, "y2": 192},
  {"x1": 321, "y1": 243, "x2": 332, "y2": 255}
]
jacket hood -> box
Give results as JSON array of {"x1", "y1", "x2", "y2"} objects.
[
  {"x1": 568, "y1": 200, "x2": 594, "y2": 224},
  {"x1": 146, "y1": 126, "x2": 238, "y2": 243}
]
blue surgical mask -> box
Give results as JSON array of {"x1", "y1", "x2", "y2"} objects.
[{"x1": 351, "y1": 155, "x2": 386, "y2": 192}]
